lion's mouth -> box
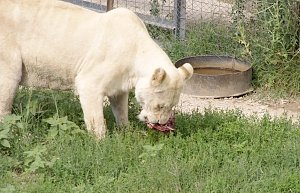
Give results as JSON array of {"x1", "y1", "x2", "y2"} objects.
[{"x1": 145, "y1": 112, "x2": 175, "y2": 133}]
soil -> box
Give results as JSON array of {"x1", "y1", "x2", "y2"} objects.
[{"x1": 176, "y1": 92, "x2": 300, "y2": 123}]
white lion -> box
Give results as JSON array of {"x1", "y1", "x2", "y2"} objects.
[{"x1": 0, "y1": 0, "x2": 193, "y2": 139}]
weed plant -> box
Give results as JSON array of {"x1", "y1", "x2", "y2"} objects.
[
  {"x1": 250, "y1": 0, "x2": 300, "y2": 95},
  {"x1": 1, "y1": 90, "x2": 299, "y2": 192}
]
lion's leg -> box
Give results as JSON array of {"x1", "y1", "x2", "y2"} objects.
[
  {"x1": 0, "y1": 77, "x2": 20, "y2": 118},
  {"x1": 76, "y1": 87, "x2": 106, "y2": 139},
  {"x1": 0, "y1": 39, "x2": 22, "y2": 119},
  {"x1": 109, "y1": 92, "x2": 129, "y2": 125}
]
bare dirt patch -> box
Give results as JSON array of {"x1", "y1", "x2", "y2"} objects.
[{"x1": 176, "y1": 92, "x2": 300, "y2": 123}]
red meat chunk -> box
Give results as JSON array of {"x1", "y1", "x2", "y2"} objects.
[{"x1": 146, "y1": 112, "x2": 175, "y2": 133}]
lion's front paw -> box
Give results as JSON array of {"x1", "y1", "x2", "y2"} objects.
[
  {"x1": 94, "y1": 119, "x2": 107, "y2": 140},
  {"x1": 94, "y1": 130, "x2": 106, "y2": 140}
]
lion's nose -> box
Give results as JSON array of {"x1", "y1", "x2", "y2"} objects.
[{"x1": 144, "y1": 116, "x2": 159, "y2": 124}]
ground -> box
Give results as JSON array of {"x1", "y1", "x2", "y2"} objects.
[{"x1": 177, "y1": 92, "x2": 300, "y2": 123}]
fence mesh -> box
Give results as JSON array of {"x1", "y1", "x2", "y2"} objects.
[
  {"x1": 64, "y1": 1, "x2": 236, "y2": 32},
  {"x1": 63, "y1": 0, "x2": 300, "y2": 62}
]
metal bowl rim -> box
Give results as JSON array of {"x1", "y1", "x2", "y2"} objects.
[{"x1": 175, "y1": 55, "x2": 252, "y2": 77}]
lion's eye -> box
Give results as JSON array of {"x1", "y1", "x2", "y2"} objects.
[{"x1": 155, "y1": 104, "x2": 164, "y2": 111}]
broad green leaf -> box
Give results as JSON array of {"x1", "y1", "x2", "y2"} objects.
[
  {"x1": 43, "y1": 117, "x2": 58, "y2": 126},
  {"x1": 16, "y1": 122, "x2": 25, "y2": 129},
  {"x1": 1, "y1": 139, "x2": 10, "y2": 148},
  {"x1": 48, "y1": 128, "x2": 59, "y2": 138},
  {"x1": 0, "y1": 129, "x2": 10, "y2": 138},
  {"x1": 59, "y1": 124, "x2": 69, "y2": 131}
]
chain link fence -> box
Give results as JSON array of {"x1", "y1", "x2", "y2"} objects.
[
  {"x1": 63, "y1": 0, "x2": 240, "y2": 37},
  {"x1": 62, "y1": 0, "x2": 249, "y2": 56},
  {"x1": 63, "y1": 0, "x2": 299, "y2": 60}
]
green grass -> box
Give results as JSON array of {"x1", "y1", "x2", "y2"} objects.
[{"x1": 1, "y1": 90, "x2": 300, "y2": 193}]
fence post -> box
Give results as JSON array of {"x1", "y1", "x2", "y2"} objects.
[
  {"x1": 296, "y1": 1, "x2": 300, "y2": 50},
  {"x1": 174, "y1": 0, "x2": 186, "y2": 40},
  {"x1": 106, "y1": 0, "x2": 114, "y2": 11}
]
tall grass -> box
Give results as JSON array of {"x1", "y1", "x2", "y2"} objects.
[
  {"x1": 245, "y1": 0, "x2": 299, "y2": 95},
  {"x1": 162, "y1": 22, "x2": 242, "y2": 62}
]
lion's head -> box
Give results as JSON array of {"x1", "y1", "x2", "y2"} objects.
[{"x1": 135, "y1": 63, "x2": 193, "y2": 124}]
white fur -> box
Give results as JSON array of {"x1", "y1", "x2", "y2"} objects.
[{"x1": 0, "y1": 0, "x2": 193, "y2": 139}]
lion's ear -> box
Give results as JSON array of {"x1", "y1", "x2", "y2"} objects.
[
  {"x1": 151, "y1": 68, "x2": 166, "y2": 86},
  {"x1": 178, "y1": 63, "x2": 193, "y2": 80}
]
